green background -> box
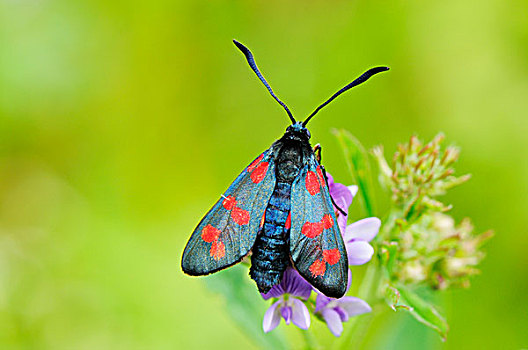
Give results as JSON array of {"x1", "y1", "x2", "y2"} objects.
[{"x1": 1, "y1": 0, "x2": 526, "y2": 349}]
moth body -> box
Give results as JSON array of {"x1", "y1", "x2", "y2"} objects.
[{"x1": 250, "y1": 124, "x2": 311, "y2": 293}]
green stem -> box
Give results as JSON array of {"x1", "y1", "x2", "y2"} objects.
[
  {"x1": 335, "y1": 211, "x2": 402, "y2": 349},
  {"x1": 336, "y1": 263, "x2": 382, "y2": 350},
  {"x1": 300, "y1": 327, "x2": 319, "y2": 350}
]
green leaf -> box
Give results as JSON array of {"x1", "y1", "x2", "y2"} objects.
[
  {"x1": 205, "y1": 265, "x2": 288, "y2": 349},
  {"x1": 396, "y1": 284, "x2": 449, "y2": 340},
  {"x1": 333, "y1": 129, "x2": 375, "y2": 216},
  {"x1": 380, "y1": 241, "x2": 398, "y2": 277},
  {"x1": 384, "y1": 284, "x2": 412, "y2": 311}
]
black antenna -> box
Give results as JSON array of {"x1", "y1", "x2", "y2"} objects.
[
  {"x1": 233, "y1": 40, "x2": 296, "y2": 124},
  {"x1": 303, "y1": 66, "x2": 389, "y2": 126}
]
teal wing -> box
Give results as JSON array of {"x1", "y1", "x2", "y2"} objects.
[
  {"x1": 289, "y1": 156, "x2": 348, "y2": 298},
  {"x1": 182, "y1": 150, "x2": 276, "y2": 275}
]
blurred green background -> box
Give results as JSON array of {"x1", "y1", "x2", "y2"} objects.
[{"x1": 1, "y1": 0, "x2": 527, "y2": 349}]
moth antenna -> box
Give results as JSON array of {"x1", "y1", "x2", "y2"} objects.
[
  {"x1": 303, "y1": 66, "x2": 389, "y2": 126},
  {"x1": 233, "y1": 39, "x2": 296, "y2": 124}
]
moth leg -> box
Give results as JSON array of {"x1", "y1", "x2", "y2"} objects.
[
  {"x1": 320, "y1": 164, "x2": 347, "y2": 216},
  {"x1": 313, "y1": 144, "x2": 322, "y2": 163}
]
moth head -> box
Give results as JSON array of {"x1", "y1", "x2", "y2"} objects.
[{"x1": 285, "y1": 121, "x2": 311, "y2": 141}]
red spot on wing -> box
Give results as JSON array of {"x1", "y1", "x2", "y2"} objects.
[
  {"x1": 301, "y1": 222, "x2": 324, "y2": 238},
  {"x1": 250, "y1": 162, "x2": 269, "y2": 183},
  {"x1": 222, "y1": 195, "x2": 237, "y2": 210},
  {"x1": 201, "y1": 225, "x2": 221, "y2": 243},
  {"x1": 260, "y1": 212, "x2": 266, "y2": 228},
  {"x1": 305, "y1": 171, "x2": 320, "y2": 195},
  {"x1": 231, "y1": 207, "x2": 250, "y2": 225},
  {"x1": 321, "y1": 214, "x2": 334, "y2": 229},
  {"x1": 285, "y1": 212, "x2": 291, "y2": 230},
  {"x1": 247, "y1": 154, "x2": 264, "y2": 173},
  {"x1": 316, "y1": 166, "x2": 326, "y2": 187},
  {"x1": 210, "y1": 240, "x2": 225, "y2": 260},
  {"x1": 323, "y1": 249, "x2": 341, "y2": 265},
  {"x1": 309, "y1": 259, "x2": 326, "y2": 277}
]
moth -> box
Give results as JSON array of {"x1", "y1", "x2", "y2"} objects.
[{"x1": 182, "y1": 40, "x2": 388, "y2": 298}]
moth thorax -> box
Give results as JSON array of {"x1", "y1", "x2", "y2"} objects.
[{"x1": 276, "y1": 147, "x2": 302, "y2": 182}]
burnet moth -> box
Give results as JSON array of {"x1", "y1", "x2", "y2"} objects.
[{"x1": 182, "y1": 40, "x2": 388, "y2": 298}]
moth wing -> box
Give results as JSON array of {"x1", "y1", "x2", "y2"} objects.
[
  {"x1": 289, "y1": 156, "x2": 349, "y2": 298},
  {"x1": 182, "y1": 149, "x2": 276, "y2": 275}
]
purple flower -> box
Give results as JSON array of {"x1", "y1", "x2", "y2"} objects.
[
  {"x1": 327, "y1": 173, "x2": 381, "y2": 266},
  {"x1": 344, "y1": 217, "x2": 381, "y2": 265},
  {"x1": 313, "y1": 270, "x2": 371, "y2": 337},
  {"x1": 261, "y1": 268, "x2": 312, "y2": 332},
  {"x1": 315, "y1": 294, "x2": 372, "y2": 337}
]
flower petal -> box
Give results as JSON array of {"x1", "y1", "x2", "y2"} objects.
[
  {"x1": 346, "y1": 241, "x2": 374, "y2": 265},
  {"x1": 284, "y1": 268, "x2": 312, "y2": 299},
  {"x1": 315, "y1": 294, "x2": 332, "y2": 312},
  {"x1": 261, "y1": 268, "x2": 312, "y2": 300},
  {"x1": 348, "y1": 185, "x2": 358, "y2": 198},
  {"x1": 261, "y1": 284, "x2": 285, "y2": 300},
  {"x1": 338, "y1": 296, "x2": 372, "y2": 316},
  {"x1": 344, "y1": 217, "x2": 381, "y2": 243},
  {"x1": 290, "y1": 298, "x2": 311, "y2": 330},
  {"x1": 334, "y1": 306, "x2": 349, "y2": 322},
  {"x1": 326, "y1": 172, "x2": 334, "y2": 187},
  {"x1": 321, "y1": 308, "x2": 344, "y2": 337},
  {"x1": 263, "y1": 300, "x2": 282, "y2": 333},
  {"x1": 330, "y1": 183, "x2": 355, "y2": 212},
  {"x1": 337, "y1": 214, "x2": 348, "y2": 237},
  {"x1": 281, "y1": 306, "x2": 292, "y2": 324}
]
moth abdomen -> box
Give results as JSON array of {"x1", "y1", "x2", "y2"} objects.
[{"x1": 250, "y1": 181, "x2": 292, "y2": 294}]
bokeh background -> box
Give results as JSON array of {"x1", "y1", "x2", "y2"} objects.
[{"x1": 1, "y1": 0, "x2": 527, "y2": 349}]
